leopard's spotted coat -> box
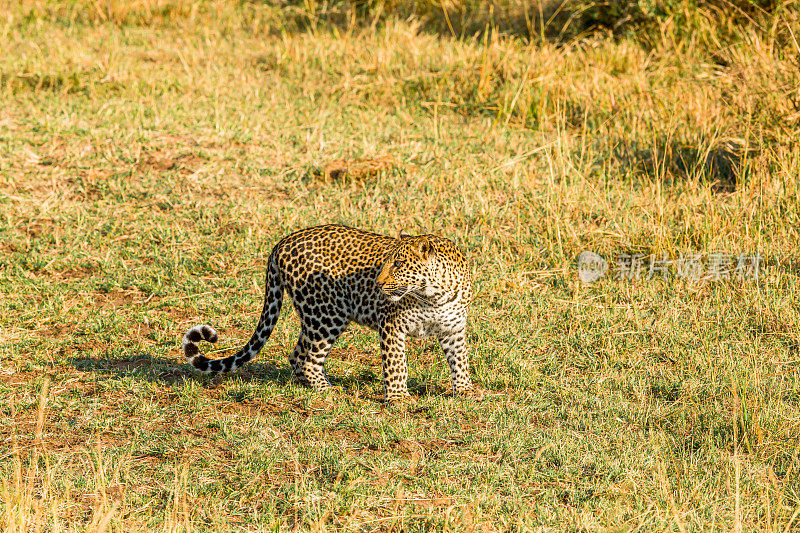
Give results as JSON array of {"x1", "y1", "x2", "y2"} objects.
[{"x1": 182, "y1": 224, "x2": 473, "y2": 401}]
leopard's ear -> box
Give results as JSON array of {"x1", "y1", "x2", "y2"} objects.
[
  {"x1": 416, "y1": 237, "x2": 432, "y2": 258},
  {"x1": 399, "y1": 229, "x2": 411, "y2": 238}
]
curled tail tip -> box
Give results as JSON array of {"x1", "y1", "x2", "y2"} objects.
[
  {"x1": 182, "y1": 324, "x2": 218, "y2": 360},
  {"x1": 184, "y1": 324, "x2": 218, "y2": 344},
  {"x1": 181, "y1": 324, "x2": 240, "y2": 374}
]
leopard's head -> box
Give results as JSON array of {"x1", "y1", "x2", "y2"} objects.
[{"x1": 376, "y1": 234, "x2": 434, "y2": 303}]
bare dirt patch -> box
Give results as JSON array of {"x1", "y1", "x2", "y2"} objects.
[
  {"x1": 155, "y1": 304, "x2": 193, "y2": 320},
  {"x1": 0, "y1": 371, "x2": 40, "y2": 387},
  {"x1": 137, "y1": 151, "x2": 207, "y2": 175},
  {"x1": 19, "y1": 219, "x2": 56, "y2": 238},
  {"x1": 90, "y1": 288, "x2": 151, "y2": 308},
  {"x1": 37, "y1": 324, "x2": 70, "y2": 339},
  {"x1": 0, "y1": 242, "x2": 21, "y2": 253},
  {"x1": 322, "y1": 155, "x2": 399, "y2": 182},
  {"x1": 54, "y1": 265, "x2": 99, "y2": 280}
]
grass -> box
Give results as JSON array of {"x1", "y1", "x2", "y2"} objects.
[{"x1": 1, "y1": 0, "x2": 800, "y2": 530}]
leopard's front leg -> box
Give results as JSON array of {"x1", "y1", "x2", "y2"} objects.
[
  {"x1": 379, "y1": 321, "x2": 410, "y2": 401},
  {"x1": 439, "y1": 329, "x2": 474, "y2": 394}
]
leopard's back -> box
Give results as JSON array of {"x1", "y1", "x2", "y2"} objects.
[{"x1": 273, "y1": 224, "x2": 395, "y2": 278}]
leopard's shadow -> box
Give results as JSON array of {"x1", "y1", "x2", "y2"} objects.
[
  {"x1": 69, "y1": 353, "x2": 295, "y2": 387},
  {"x1": 68, "y1": 353, "x2": 441, "y2": 397},
  {"x1": 331, "y1": 368, "x2": 445, "y2": 397}
]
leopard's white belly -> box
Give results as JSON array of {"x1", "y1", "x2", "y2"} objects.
[
  {"x1": 401, "y1": 299, "x2": 466, "y2": 339},
  {"x1": 405, "y1": 320, "x2": 443, "y2": 339}
]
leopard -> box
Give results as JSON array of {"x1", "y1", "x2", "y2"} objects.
[{"x1": 181, "y1": 224, "x2": 475, "y2": 401}]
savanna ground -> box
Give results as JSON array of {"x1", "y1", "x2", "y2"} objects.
[{"x1": 2, "y1": 0, "x2": 800, "y2": 530}]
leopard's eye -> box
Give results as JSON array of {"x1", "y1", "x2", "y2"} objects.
[{"x1": 393, "y1": 260, "x2": 405, "y2": 268}]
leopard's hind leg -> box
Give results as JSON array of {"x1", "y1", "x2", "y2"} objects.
[
  {"x1": 288, "y1": 334, "x2": 309, "y2": 386},
  {"x1": 290, "y1": 323, "x2": 347, "y2": 391}
]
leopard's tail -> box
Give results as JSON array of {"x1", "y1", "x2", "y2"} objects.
[{"x1": 182, "y1": 255, "x2": 283, "y2": 374}]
